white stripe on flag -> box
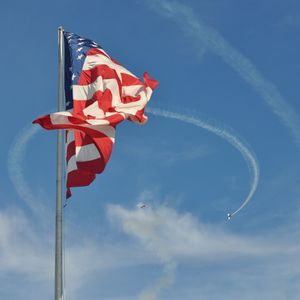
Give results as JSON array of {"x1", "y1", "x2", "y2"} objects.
[
  {"x1": 76, "y1": 144, "x2": 101, "y2": 161},
  {"x1": 66, "y1": 130, "x2": 74, "y2": 145},
  {"x1": 83, "y1": 54, "x2": 136, "y2": 79},
  {"x1": 67, "y1": 155, "x2": 77, "y2": 173},
  {"x1": 73, "y1": 76, "x2": 104, "y2": 100},
  {"x1": 73, "y1": 78, "x2": 121, "y2": 106}
]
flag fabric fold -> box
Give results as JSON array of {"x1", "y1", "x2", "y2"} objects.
[{"x1": 33, "y1": 31, "x2": 158, "y2": 198}]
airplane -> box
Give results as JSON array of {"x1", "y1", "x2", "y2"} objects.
[
  {"x1": 227, "y1": 213, "x2": 232, "y2": 220},
  {"x1": 137, "y1": 202, "x2": 147, "y2": 209}
]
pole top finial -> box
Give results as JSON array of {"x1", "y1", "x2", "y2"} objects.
[{"x1": 58, "y1": 26, "x2": 64, "y2": 31}]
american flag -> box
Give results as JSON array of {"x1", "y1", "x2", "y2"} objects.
[{"x1": 33, "y1": 31, "x2": 158, "y2": 198}]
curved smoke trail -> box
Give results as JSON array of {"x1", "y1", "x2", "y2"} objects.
[
  {"x1": 8, "y1": 109, "x2": 259, "y2": 219},
  {"x1": 148, "y1": 107, "x2": 260, "y2": 218},
  {"x1": 7, "y1": 125, "x2": 48, "y2": 219}
]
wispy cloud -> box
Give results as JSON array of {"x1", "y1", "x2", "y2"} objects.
[
  {"x1": 108, "y1": 202, "x2": 300, "y2": 300},
  {"x1": 0, "y1": 208, "x2": 53, "y2": 281},
  {"x1": 146, "y1": 0, "x2": 300, "y2": 148},
  {"x1": 148, "y1": 107, "x2": 259, "y2": 218},
  {"x1": 108, "y1": 202, "x2": 268, "y2": 300},
  {"x1": 1, "y1": 200, "x2": 300, "y2": 300},
  {"x1": 107, "y1": 204, "x2": 280, "y2": 261},
  {"x1": 0, "y1": 205, "x2": 150, "y2": 299}
]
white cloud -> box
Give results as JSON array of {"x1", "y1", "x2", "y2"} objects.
[
  {"x1": 1, "y1": 200, "x2": 300, "y2": 300},
  {"x1": 0, "y1": 208, "x2": 53, "y2": 282},
  {"x1": 0, "y1": 205, "x2": 151, "y2": 299},
  {"x1": 107, "y1": 204, "x2": 282, "y2": 261},
  {"x1": 107, "y1": 202, "x2": 300, "y2": 300}
]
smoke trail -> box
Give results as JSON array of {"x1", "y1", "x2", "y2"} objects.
[
  {"x1": 7, "y1": 125, "x2": 47, "y2": 218},
  {"x1": 147, "y1": 0, "x2": 300, "y2": 148},
  {"x1": 108, "y1": 204, "x2": 178, "y2": 300},
  {"x1": 138, "y1": 262, "x2": 176, "y2": 300},
  {"x1": 7, "y1": 109, "x2": 257, "y2": 218},
  {"x1": 148, "y1": 107, "x2": 260, "y2": 218}
]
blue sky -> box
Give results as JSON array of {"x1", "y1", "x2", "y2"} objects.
[{"x1": 2, "y1": 0, "x2": 300, "y2": 299}]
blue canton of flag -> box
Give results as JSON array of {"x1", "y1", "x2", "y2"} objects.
[{"x1": 64, "y1": 31, "x2": 103, "y2": 110}]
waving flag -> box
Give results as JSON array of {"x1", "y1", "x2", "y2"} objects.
[{"x1": 33, "y1": 31, "x2": 158, "y2": 198}]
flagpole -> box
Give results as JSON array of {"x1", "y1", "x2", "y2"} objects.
[{"x1": 55, "y1": 26, "x2": 64, "y2": 300}]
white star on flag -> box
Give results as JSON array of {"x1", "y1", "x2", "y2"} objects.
[{"x1": 77, "y1": 54, "x2": 84, "y2": 60}]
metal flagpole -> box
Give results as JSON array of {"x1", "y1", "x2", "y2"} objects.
[{"x1": 55, "y1": 26, "x2": 64, "y2": 300}]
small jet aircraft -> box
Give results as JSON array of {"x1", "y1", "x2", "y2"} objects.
[
  {"x1": 137, "y1": 202, "x2": 147, "y2": 209},
  {"x1": 227, "y1": 213, "x2": 232, "y2": 220}
]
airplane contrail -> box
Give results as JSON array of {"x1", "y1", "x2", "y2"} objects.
[
  {"x1": 138, "y1": 261, "x2": 176, "y2": 300},
  {"x1": 7, "y1": 125, "x2": 48, "y2": 219},
  {"x1": 148, "y1": 107, "x2": 260, "y2": 218},
  {"x1": 147, "y1": 0, "x2": 300, "y2": 148}
]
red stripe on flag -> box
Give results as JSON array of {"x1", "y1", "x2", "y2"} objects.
[
  {"x1": 78, "y1": 64, "x2": 121, "y2": 86},
  {"x1": 66, "y1": 140, "x2": 75, "y2": 163},
  {"x1": 86, "y1": 47, "x2": 110, "y2": 58},
  {"x1": 66, "y1": 169, "x2": 96, "y2": 198},
  {"x1": 143, "y1": 72, "x2": 159, "y2": 90},
  {"x1": 121, "y1": 73, "x2": 142, "y2": 86},
  {"x1": 77, "y1": 158, "x2": 106, "y2": 174}
]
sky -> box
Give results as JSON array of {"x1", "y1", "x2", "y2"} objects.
[{"x1": 1, "y1": 0, "x2": 300, "y2": 299}]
